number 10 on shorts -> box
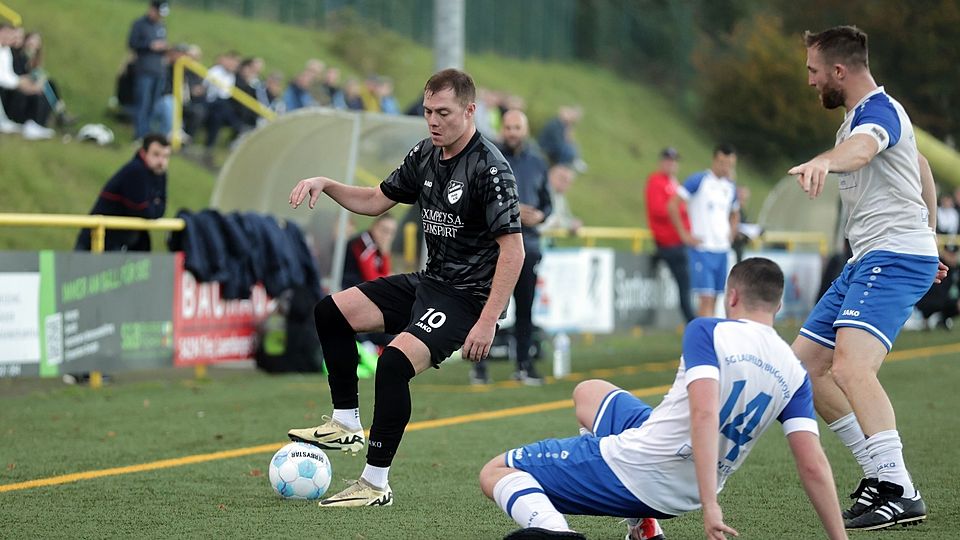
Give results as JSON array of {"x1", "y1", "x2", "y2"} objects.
[{"x1": 415, "y1": 308, "x2": 447, "y2": 333}]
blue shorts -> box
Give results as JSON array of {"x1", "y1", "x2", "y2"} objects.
[
  {"x1": 505, "y1": 390, "x2": 671, "y2": 519},
  {"x1": 688, "y1": 249, "x2": 728, "y2": 295},
  {"x1": 800, "y1": 250, "x2": 939, "y2": 351}
]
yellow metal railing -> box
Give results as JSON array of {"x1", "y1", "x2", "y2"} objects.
[
  {"x1": 0, "y1": 213, "x2": 185, "y2": 253},
  {"x1": 170, "y1": 56, "x2": 276, "y2": 151},
  {"x1": 0, "y1": 1, "x2": 22, "y2": 26},
  {"x1": 3, "y1": 213, "x2": 955, "y2": 261}
]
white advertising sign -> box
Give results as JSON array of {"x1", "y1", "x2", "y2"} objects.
[{"x1": 0, "y1": 272, "x2": 41, "y2": 364}]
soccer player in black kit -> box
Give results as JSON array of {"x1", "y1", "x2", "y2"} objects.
[{"x1": 287, "y1": 68, "x2": 524, "y2": 507}]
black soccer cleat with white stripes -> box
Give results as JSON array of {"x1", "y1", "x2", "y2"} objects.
[
  {"x1": 503, "y1": 528, "x2": 586, "y2": 540},
  {"x1": 844, "y1": 481, "x2": 926, "y2": 530},
  {"x1": 842, "y1": 477, "x2": 880, "y2": 520}
]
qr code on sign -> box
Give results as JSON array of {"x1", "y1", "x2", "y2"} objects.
[{"x1": 45, "y1": 312, "x2": 63, "y2": 365}]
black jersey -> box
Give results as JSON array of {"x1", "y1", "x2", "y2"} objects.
[{"x1": 380, "y1": 130, "x2": 521, "y2": 301}]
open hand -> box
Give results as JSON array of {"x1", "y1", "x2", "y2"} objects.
[{"x1": 289, "y1": 177, "x2": 328, "y2": 209}]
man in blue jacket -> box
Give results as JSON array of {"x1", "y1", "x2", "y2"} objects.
[
  {"x1": 471, "y1": 109, "x2": 552, "y2": 385},
  {"x1": 75, "y1": 134, "x2": 170, "y2": 252},
  {"x1": 128, "y1": 0, "x2": 169, "y2": 140}
]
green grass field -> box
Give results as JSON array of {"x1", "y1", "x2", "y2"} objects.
[{"x1": 2, "y1": 326, "x2": 959, "y2": 539}]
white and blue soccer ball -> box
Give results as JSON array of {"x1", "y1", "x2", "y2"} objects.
[{"x1": 268, "y1": 442, "x2": 332, "y2": 500}]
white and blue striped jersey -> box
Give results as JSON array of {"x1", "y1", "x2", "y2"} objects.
[
  {"x1": 678, "y1": 171, "x2": 738, "y2": 252},
  {"x1": 836, "y1": 87, "x2": 938, "y2": 261},
  {"x1": 599, "y1": 318, "x2": 817, "y2": 516}
]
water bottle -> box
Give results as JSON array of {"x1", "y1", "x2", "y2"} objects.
[{"x1": 552, "y1": 332, "x2": 571, "y2": 379}]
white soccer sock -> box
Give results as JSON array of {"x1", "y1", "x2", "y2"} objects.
[
  {"x1": 361, "y1": 464, "x2": 389, "y2": 489},
  {"x1": 865, "y1": 429, "x2": 916, "y2": 498},
  {"x1": 492, "y1": 471, "x2": 571, "y2": 532},
  {"x1": 332, "y1": 408, "x2": 361, "y2": 431},
  {"x1": 828, "y1": 413, "x2": 876, "y2": 478}
]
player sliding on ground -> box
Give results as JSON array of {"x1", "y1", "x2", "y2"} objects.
[
  {"x1": 788, "y1": 26, "x2": 947, "y2": 530},
  {"x1": 479, "y1": 258, "x2": 848, "y2": 540},
  {"x1": 287, "y1": 68, "x2": 524, "y2": 507}
]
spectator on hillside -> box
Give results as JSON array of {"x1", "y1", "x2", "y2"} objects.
[
  {"x1": 152, "y1": 44, "x2": 191, "y2": 140},
  {"x1": 128, "y1": 0, "x2": 169, "y2": 140},
  {"x1": 75, "y1": 134, "x2": 171, "y2": 252},
  {"x1": 178, "y1": 44, "x2": 207, "y2": 141},
  {"x1": 283, "y1": 65, "x2": 318, "y2": 112},
  {"x1": 540, "y1": 162, "x2": 581, "y2": 235},
  {"x1": 320, "y1": 66, "x2": 345, "y2": 109},
  {"x1": 264, "y1": 71, "x2": 286, "y2": 115},
  {"x1": 112, "y1": 54, "x2": 138, "y2": 122},
  {"x1": 302, "y1": 58, "x2": 327, "y2": 104},
  {"x1": 377, "y1": 77, "x2": 399, "y2": 115},
  {"x1": 234, "y1": 57, "x2": 268, "y2": 130},
  {"x1": 342, "y1": 78, "x2": 364, "y2": 111},
  {"x1": 539, "y1": 105, "x2": 583, "y2": 169},
  {"x1": 645, "y1": 147, "x2": 696, "y2": 322},
  {"x1": 0, "y1": 23, "x2": 53, "y2": 139},
  {"x1": 21, "y1": 31, "x2": 74, "y2": 128},
  {"x1": 359, "y1": 75, "x2": 381, "y2": 112},
  {"x1": 203, "y1": 50, "x2": 243, "y2": 156}
]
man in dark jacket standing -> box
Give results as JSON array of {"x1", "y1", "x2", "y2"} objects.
[
  {"x1": 471, "y1": 109, "x2": 552, "y2": 385},
  {"x1": 76, "y1": 134, "x2": 170, "y2": 252},
  {"x1": 128, "y1": 0, "x2": 169, "y2": 140}
]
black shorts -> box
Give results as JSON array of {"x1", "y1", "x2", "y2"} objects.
[{"x1": 356, "y1": 273, "x2": 485, "y2": 366}]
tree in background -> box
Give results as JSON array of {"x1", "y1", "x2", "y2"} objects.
[
  {"x1": 693, "y1": 14, "x2": 839, "y2": 168},
  {"x1": 775, "y1": 0, "x2": 960, "y2": 146}
]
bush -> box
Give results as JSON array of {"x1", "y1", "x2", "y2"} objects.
[{"x1": 694, "y1": 13, "x2": 839, "y2": 168}]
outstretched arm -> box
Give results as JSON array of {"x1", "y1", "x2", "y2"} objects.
[
  {"x1": 289, "y1": 177, "x2": 397, "y2": 216},
  {"x1": 788, "y1": 134, "x2": 879, "y2": 199},
  {"x1": 786, "y1": 430, "x2": 848, "y2": 540}
]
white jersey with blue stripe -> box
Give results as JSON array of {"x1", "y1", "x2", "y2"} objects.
[
  {"x1": 836, "y1": 87, "x2": 938, "y2": 261},
  {"x1": 678, "y1": 171, "x2": 738, "y2": 252},
  {"x1": 598, "y1": 318, "x2": 817, "y2": 516}
]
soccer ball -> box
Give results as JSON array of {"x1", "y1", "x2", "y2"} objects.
[{"x1": 268, "y1": 442, "x2": 333, "y2": 500}]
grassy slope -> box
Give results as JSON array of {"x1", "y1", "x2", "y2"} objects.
[
  {"x1": 1, "y1": 0, "x2": 772, "y2": 251},
  {"x1": 1, "y1": 328, "x2": 958, "y2": 538}
]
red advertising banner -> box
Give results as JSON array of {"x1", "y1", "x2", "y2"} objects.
[{"x1": 172, "y1": 253, "x2": 273, "y2": 365}]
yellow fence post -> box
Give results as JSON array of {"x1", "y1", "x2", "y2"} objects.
[
  {"x1": 403, "y1": 222, "x2": 418, "y2": 268},
  {"x1": 91, "y1": 220, "x2": 106, "y2": 253},
  {"x1": 172, "y1": 57, "x2": 185, "y2": 151}
]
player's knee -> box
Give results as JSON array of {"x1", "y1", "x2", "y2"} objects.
[
  {"x1": 314, "y1": 295, "x2": 352, "y2": 336},
  {"x1": 376, "y1": 346, "x2": 416, "y2": 382},
  {"x1": 829, "y1": 358, "x2": 870, "y2": 390},
  {"x1": 478, "y1": 454, "x2": 507, "y2": 499},
  {"x1": 573, "y1": 379, "x2": 604, "y2": 404}
]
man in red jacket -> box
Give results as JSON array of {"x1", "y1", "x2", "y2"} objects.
[{"x1": 645, "y1": 147, "x2": 696, "y2": 322}]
